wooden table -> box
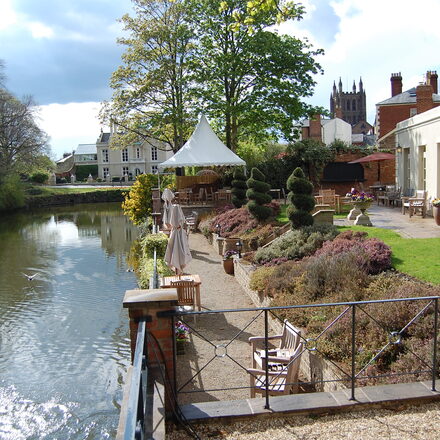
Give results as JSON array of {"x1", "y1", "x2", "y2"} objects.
[{"x1": 160, "y1": 274, "x2": 201, "y2": 310}]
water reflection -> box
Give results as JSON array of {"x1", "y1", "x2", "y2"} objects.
[{"x1": 0, "y1": 203, "x2": 138, "y2": 439}]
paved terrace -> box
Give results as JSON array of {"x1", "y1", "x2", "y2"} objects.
[
  {"x1": 335, "y1": 203, "x2": 440, "y2": 238},
  {"x1": 169, "y1": 207, "x2": 440, "y2": 437}
]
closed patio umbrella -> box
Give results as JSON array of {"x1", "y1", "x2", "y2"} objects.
[
  {"x1": 164, "y1": 204, "x2": 192, "y2": 274},
  {"x1": 348, "y1": 152, "x2": 395, "y2": 182},
  {"x1": 161, "y1": 188, "x2": 175, "y2": 228}
]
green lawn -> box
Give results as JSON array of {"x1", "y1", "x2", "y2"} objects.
[
  {"x1": 338, "y1": 225, "x2": 440, "y2": 285},
  {"x1": 276, "y1": 204, "x2": 440, "y2": 285},
  {"x1": 25, "y1": 185, "x2": 127, "y2": 197}
]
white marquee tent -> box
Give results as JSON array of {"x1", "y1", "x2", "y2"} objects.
[{"x1": 158, "y1": 114, "x2": 246, "y2": 169}]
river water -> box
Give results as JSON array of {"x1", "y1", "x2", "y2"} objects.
[{"x1": 0, "y1": 203, "x2": 138, "y2": 439}]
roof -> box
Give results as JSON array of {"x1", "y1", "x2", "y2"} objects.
[
  {"x1": 377, "y1": 87, "x2": 440, "y2": 105},
  {"x1": 98, "y1": 132, "x2": 111, "y2": 143},
  {"x1": 158, "y1": 115, "x2": 245, "y2": 169},
  {"x1": 75, "y1": 144, "x2": 97, "y2": 155}
]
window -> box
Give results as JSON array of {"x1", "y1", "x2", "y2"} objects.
[
  {"x1": 122, "y1": 148, "x2": 128, "y2": 162},
  {"x1": 151, "y1": 146, "x2": 158, "y2": 161},
  {"x1": 151, "y1": 165, "x2": 158, "y2": 174},
  {"x1": 102, "y1": 149, "x2": 109, "y2": 163},
  {"x1": 352, "y1": 100, "x2": 356, "y2": 111},
  {"x1": 135, "y1": 168, "x2": 142, "y2": 176},
  {"x1": 322, "y1": 162, "x2": 364, "y2": 182},
  {"x1": 346, "y1": 100, "x2": 350, "y2": 111},
  {"x1": 136, "y1": 147, "x2": 141, "y2": 159},
  {"x1": 103, "y1": 167, "x2": 109, "y2": 178},
  {"x1": 122, "y1": 166, "x2": 129, "y2": 176}
]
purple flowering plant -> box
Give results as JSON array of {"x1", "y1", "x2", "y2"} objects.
[
  {"x1": 175, "y1": 321, "x2": 190, "y2": 341},
  {"x1": 345, "y1": 188, "x2": 374, "y2": 202},
  {"x1": 223, "y1": 249, "x2": 239, "y2": 260}
]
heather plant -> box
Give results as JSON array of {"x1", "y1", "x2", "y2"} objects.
[
  {"x1": 254, "y1": 224, "x2": 338, "y2": 264},
  {"x1": 246, "y1": 167, "x2": 272, "y2": 220},
  {"x1": 286, "y1": 167, "x2": 315, "y2": 228},
  {"x1": 210, "y1": 207, "x2": 258, "y2": 238},
  {"x1": 231, "y1": 168, "x2": 247, "y2": 208},
  {"x1": 315, "y1": 232, "x2": 392, "y2": 274}
]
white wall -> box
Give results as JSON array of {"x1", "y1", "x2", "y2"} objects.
[
  {"x1": 395, "y1": 106, "x2": 440, "y2": 209},
  {"x1": 322, "y1": 118, "x2": 352, "y2": 146}
]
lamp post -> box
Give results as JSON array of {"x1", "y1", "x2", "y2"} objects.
[
  {"x1": 215, "y1": 223, "x2": 221, "y2": 237},
  {"x1": 236, "y1": 239, "x2": 243, "y2": 258}
]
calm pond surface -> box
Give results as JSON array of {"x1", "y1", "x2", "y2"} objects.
[{"x1": 0, "y1": 203, "x2": 139, "y2": 439}]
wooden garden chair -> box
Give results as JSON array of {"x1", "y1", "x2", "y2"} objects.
[
  {"x1": 171, "y1": 280, "x2": 197, "y2": 310},
  {"x1": 249, "y1": 319, "x2": 301, "y2": 369},
  {"x1": 402, "y1": 190, "x2": 427, "y2": 217},
  {"x1": 247, "y1": 343, "x2": 303, "y2": 397}
]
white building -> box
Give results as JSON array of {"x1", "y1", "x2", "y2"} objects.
[
  {"x1": 297, "y1": 116, "x2": 353, "y2": 146},
  {"x1": 74, "y1": 144, "x2": 98, "y2": 164},
  {"x1": 395, "y1": 105, "x2": 440, "y2": 209},
  {"x1": 96, "y1": 131, "x2": 173, "y2": 181}
]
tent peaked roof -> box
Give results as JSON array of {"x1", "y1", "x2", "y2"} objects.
[{"x1": 158, "y1": 114, "x2": 245, "y2": 169}]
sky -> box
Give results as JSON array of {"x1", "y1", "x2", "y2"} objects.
[{"x1": 1, "y1": 0, "x2": 440, "y2": 160}]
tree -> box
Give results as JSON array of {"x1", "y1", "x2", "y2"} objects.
[
  {"x1": 0, "y1": 89, "x2": 49, "y2": 181},
  {"x1": 231, "y1": 167, "x2": 247, "y2": 207},
  {"x1": 246, "y1": 167, "x2": 272, "y2": 220},
  {"x1": 187, "y1": 0, "x2": 323, "y2": 150},
  {"x1": 102, "y1": 0, "x2": 195, "y2": 153},
  {"x1": 286, "y1": 167, "x2": 314, "y2": 228}
]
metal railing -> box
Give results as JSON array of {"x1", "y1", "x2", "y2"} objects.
[
  {"x1": 120, "y1": 230, "x2": 160, "y2": 439},
  {"x1": 172, "y1": 295, "x2": 440, "y2": 410}
]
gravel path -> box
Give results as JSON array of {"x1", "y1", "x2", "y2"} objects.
[
  {"x1": 169, "y1": 401, "x2": 440, "y2": 439},
  {"x1": 175, "y1": 232, "x2": 264, "y2": 404}
]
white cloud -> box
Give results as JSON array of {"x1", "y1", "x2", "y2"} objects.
[
  {"x1": 36, "y1": 102, "x2": 103, "y2": 159},
  {"x1": 28, "y1": 21, "x2": 54, "y2": 39},
  {"x1": 0, "y1": 0, "x2": 17, "y2": 31}
]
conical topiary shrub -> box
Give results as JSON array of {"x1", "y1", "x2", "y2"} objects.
[
  {"x1": 286, "y1": 167, "x2": 315, "y2": 228},
  {"x1": 246, "y1": 168, "x2": 272, "y2": 221},
  {"x1": 231, "y1": 168, "x2": 247, "y2": 208}
]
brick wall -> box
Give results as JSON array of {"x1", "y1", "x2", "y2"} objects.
[{"x1": 319, "y1": 151, "x2": 396, "y2": 195}]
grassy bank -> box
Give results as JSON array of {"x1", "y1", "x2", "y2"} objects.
[{"x1": 337, "y1": 225, "x2": 440, "y2": 285}]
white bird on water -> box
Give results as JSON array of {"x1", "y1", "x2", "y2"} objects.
[{"x1": 22, "y1": 273, "x2": 38, "y2": 281}]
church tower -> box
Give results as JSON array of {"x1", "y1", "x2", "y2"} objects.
[{"x1": 330, "y1": 77, "x2": 367, "y2": 126}]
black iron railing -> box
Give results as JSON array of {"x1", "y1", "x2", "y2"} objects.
[{"x1": 173, "y1": 295, "x2": 440, "y2": 409}]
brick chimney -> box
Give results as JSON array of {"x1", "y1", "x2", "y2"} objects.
[
  {"x1": 390, "y1": 72, "x2": 402, "y2": 97},
  {"x1": 416, "y1": 83, "x2": 434, "y2": 114},
  {"x1": 426, "y1": 70, "x2": 438, "y2": 94},
  {"x1": 335, "y1": 105, "x2": 343, "y2": 119},
  {"x1": 309, "y1": 114, "x2": 322, "y2": 140}
]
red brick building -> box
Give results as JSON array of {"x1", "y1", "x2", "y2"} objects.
[{"x1": 376, "y1": 71, "x2": 440, "y2": 149}]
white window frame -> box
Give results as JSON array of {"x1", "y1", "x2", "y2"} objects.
[
  {"x1": 136, "y1": 147, "x2": 141, "y2": 159},
  {"x1": 103, "y1": 167, "x2": 109, "y2": 178},
  {"x1": 122, "y1": 166, "x2": 129, "y2": 176},
  {"x1": 151, "y1": 165, "x2": 158, "y2": 174},
  {"x1": 122, "y1": 148, "x2": 129, "y2": 162},
  {"x1": 102, "y1": 149, "x2": 109, "y2": 163},
  {"x1": 151, "y1": 146, "x2": 158, "y2": 161}
]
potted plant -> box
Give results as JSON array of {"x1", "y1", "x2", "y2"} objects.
[
  {"x1": 175, "y1": 321, "x2": 190, "y2": 355},
  {"x1": 345, "y1": 189, "x2": 374, "y2": 225},
  {"x1": 223, "y1": 249, "x2": 238, "y2": 274},
  {"x1": 432, "y1": 198, "x2": 440, "y2": 226}
]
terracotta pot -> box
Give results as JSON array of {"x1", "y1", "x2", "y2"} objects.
[
  {"x1": 176, "y1": 339, "x2": 186, "y2": 355},
  {"x1": 434, "y1": 206, "x2": 440, "y2": 226},
  {"x1": 223, "y1": 258, "x2": 234, "y2": 274}
]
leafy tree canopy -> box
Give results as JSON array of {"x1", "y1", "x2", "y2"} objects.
[
  {"x1": 0, "y1": 89, "x2": 49, "y2": 181},
  {"x1": 187, "y1": 0, "x2": 323, "y2": 150},
  {"x1": 101, "y1": 0, "x2": 196, "y2": 153}
]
